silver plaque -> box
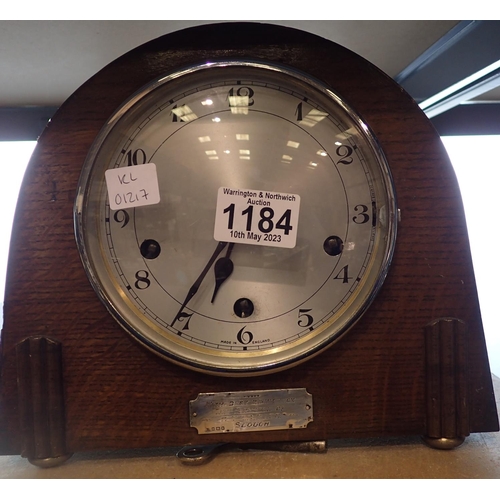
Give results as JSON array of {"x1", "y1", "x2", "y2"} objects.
[{"x1": 189, "y1": 388, "x2": 313, "y2": 435}]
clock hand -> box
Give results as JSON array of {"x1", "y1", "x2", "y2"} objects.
[
  {"x1": 172, "y1": 240, "x2": 228, "y2": 326},
  {"x1": 211, "y1": 243, "x2": 235, "y2": 303}
]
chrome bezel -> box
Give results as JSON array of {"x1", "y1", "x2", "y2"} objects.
[{"x1": 74, "y1": 60, "x2": 398, "y2": 376}]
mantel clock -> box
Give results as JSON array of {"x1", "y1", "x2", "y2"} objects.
[{"x1": 0, "y1": 22, "x2": 497, "y2": 466}]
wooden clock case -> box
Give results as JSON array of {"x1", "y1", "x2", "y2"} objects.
[{"x1": 0, "y1": 22, "x2": 498, "y2": 463}]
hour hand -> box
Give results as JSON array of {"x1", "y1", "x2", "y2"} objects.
[{"x1": 211, "y1": 243, "x2": 235, "y2": 303}]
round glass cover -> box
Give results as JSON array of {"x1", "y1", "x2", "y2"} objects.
[{"x1": 74, "y1": 60, "x2": 397, "y2": 376}]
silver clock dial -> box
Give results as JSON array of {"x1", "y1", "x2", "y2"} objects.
[{"x1": 75, "y1": 61, "x2": 397, "y2": 375}]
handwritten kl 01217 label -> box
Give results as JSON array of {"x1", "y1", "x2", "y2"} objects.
[
  {"x1": 105, "y1": 163, "x2": 160, "y2": 210},
  {"x1": 213, "y1": 187, "x2": 301, "y2": 249}
]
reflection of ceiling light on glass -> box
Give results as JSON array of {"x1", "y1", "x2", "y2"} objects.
[
  {"x1": 239, "y1": 156, "x2": 250, "y2": 160},
  {"x1": 239, "y1": 149, "x2": 250, "y2": 155},
  {"x1": 343, "y1": 127, "x2": 357, "y2": 136},
  {"x1": 212, "y1": 117, "x2": 221, "y2": 123},
  {"x1": 202, "y1": 99, "x2": 213, "y2": 106},
  {"x1": 309, "y1": 161, "x2": 318, "y2": 167},
  {"x1": 301, "y1": 109, "x2": 328, "y2": 128},
  {"x1": 230, "y1": 107, "x2": 249, "y2": 115},
  {"x1": 236, "y1": 134, "x2": 249, "y2": 140},
  {"x1": 208, "y1": 156, "x2": 219, "y2": 160},
  {"x1": 198, "y1": 136, "x2": 211, "y2": 143},
  {"x1": 171, "y1": 105, "x2": 197, "y2": 122},
  {"x1": 335, "y1": 141, "x2": 342, "y2": 146},
  {"x1": 287, "y1": 141, "x2": 300, "y2": 148},
  {"x1": 205, "y1": 150, "x2": 217, "y2": 156},
  {"x1": 317, "y1": 150, "x2": 328, "y2": 157},
  {"x1": 282, "y1": 155, "x2": 293, "y2": 161},
  {"x1": 229, "y1": 96, "x2": 250, "y2": 115},
  {"x1": 229, "y1": 96, "x2": 249, "y2": 107},
  {"x1": 224, "y1": 150, "x2": 230, "y2": 154}
]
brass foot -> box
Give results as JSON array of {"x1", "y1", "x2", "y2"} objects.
[
  {"x1": 422, "y1": 436, "x2": 465, "y2": 450},
  {"x1": 28, "y1": 453, "x2": 73, "y2": 468}
]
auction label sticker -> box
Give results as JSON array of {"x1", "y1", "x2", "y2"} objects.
[
  {"x1": 213, "y1": 187, "x2": 301, "y2": 248},
  {"x1": 105, "y1": 163, "x2": 160, "y2": 210}
]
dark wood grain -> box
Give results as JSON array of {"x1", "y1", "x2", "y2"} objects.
[{"x1": 1, "y1": 22, "x2": 497, "y2": 455}]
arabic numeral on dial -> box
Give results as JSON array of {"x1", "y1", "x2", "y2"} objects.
[
  {"x1": 125, "y1": 148, "x2": 147, "y2": 166},
  {"x1": 334, "y1": 265, "x2": 352, "y2": 283},
  {"x1": 171, "y1": 103, "x2": 194, "y2": 122},
  {"x1": 336, "y1": 144, "x2": 354, "y2": 165},
  {"x1": 353, "y1": 204, "x2": 370, "y2": 224},
  {"x1": 298, "y1": 308, "x2": 314, "y2": 328},
  {"x1": 228, "y1": 87, "x2": 255, "y2": 107},
  {"x1": 113, "y1": 209, "x2": 130, "y2": 228},
  {"x1": 176, "y1": 311, "x2": 193, "y2": 331},
  {"x1": 236, "y1": 326, "x2": 253, "y2": 345},
  {"x1": 134, "y1": 270, "x2": 151, "y2": 290}
]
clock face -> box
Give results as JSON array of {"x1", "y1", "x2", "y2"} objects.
[{"x1": 75, "y1": 61, "x2": 397, "y2": 376}]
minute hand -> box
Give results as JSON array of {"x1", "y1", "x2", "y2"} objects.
[{"x1": 171, "y1": 241, "x2": 228, "y2": 326}]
